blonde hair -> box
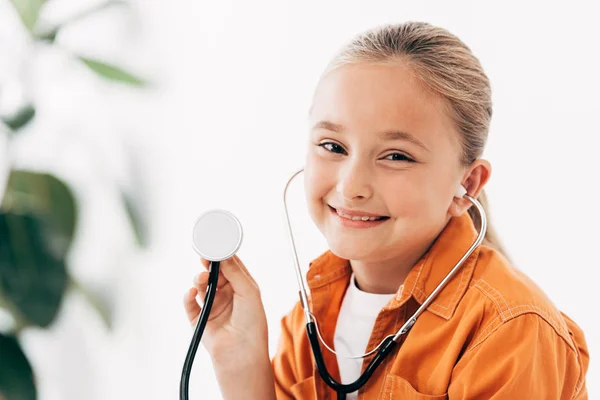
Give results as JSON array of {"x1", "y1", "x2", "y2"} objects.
[{"x1": 319, "y1": 21, "x2": 509, "y2": 261}]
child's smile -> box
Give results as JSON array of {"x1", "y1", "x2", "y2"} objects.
[{"x1": 328, "y1": 204, "x2": 390, "y2": 229}]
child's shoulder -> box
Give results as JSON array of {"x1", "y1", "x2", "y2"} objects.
[
  {"x1": 461, "y1": 246, "x2": 589, "y2": 394},
  {"x1": 465, "y1": 245, "x2": 581, "y2": 351}
]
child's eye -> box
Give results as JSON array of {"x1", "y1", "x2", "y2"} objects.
[
  {"x1": 318, "y1": 142, "x2": 415, "y2": 163},
  {"x1": 318, "y1": 142, "x2": 347, "y2": 155},
  {"x1": 384, "y1": 152, "x2": 415, "y2": 163}
]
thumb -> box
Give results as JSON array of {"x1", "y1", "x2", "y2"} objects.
[{"x1": 217, "y1": 255, "x2": 259, "y2": 299}]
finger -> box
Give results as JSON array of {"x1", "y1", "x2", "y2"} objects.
[
  {"x1": 200, "y1": 258, "x2": 225, "y2": 282},
  {"x1": 184, "y1": 283, "x2": 234, "y2": 327},
  {"x1": 183, "y1": 287, "x2": 201, "y2": 326},
  {"x1": 193, "y1": 275, "x2": 229, "y2": 304},
  {"x1": 201, "y1": 256, "x2": 252, "y2": 286},
  {"x1": 232, "y1": 255, "x2": 260, "y2": 290},
  {"x1": 200, "y1": 257, "x2": 211, "y2": 270},
  {"x1": 219, "y1": 255, "x2": 258, "y2": 298},
  {"x1": 231, "y1": 255, "x2": 259, "y2": 288},
  {"x1": 193, "y1": 271, "x2": 228, "y2": 290},
  {"x1": 196, "y1": 279, "x2": 234, "y2": 307},
  {"x1": 201, "y1": 256, "x2": 247, "y2": 279}
]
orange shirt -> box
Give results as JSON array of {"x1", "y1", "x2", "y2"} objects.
[{"x1": 271, "y1": 212, "x2": 589, "y2": 399}]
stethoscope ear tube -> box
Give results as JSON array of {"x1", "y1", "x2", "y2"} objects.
[{"x1": 180, "y1": 261, "x2": 221, "y2": 400}]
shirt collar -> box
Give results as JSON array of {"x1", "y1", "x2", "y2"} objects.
[{"x1": 306, "y1": 212, "x2": 480, "y2": 320}]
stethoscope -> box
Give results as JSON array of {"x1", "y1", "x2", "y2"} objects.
[
  {"x1": 180, "y1": 168, "x2": 486, "y2": 400},
  {"x1": 180, "y1": 208, "x2": 243, "y2": 400}
]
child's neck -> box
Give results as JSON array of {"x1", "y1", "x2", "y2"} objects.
[{"x1": 350, "y1": 240, "x2": 433, "y2": 294}]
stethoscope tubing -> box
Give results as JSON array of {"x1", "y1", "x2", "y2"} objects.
[
  {"x1": 283, "y1": 168, "x2": 486, "y2": 398},
  {"x1": 180, "y1": 260, "x2": 220, "y2": 400}
]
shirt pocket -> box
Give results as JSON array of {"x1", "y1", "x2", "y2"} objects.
[
  {"x1": 380, "y1": 373, "x2": 448, "y2": 400},
  {"x1": 290, "y1": 375, "x2": 317, "y2": 399}
]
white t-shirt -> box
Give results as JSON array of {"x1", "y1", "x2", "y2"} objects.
[{"x1": 333, "y1": 273, "x2": 401, "y2": 399}]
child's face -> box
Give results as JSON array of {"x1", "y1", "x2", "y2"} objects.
[{"x1": 304, "y1": 62, "x2": 468, "y2": 262}]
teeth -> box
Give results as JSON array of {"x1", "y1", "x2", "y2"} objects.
[{"x1": 336, "y1": 209, "x2": 382, "y2": 221}]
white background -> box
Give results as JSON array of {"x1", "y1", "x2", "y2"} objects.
[{"x1": 1, "y1": 0, "x2": 598, "y2": 399}]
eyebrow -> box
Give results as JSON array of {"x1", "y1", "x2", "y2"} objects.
[{"x1": 311, "y1": 120, "x2": 429, "y2": 151}]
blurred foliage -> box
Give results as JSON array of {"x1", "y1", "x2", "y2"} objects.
[
  {"x1": 1, "y1": 105, "x2": 36, "y2": 132},
  {"x1": 79, "y1": 57, "x2": 147, "y2": 87},
  {"x1": 8, "y1": 0, "x2": 45, "y2": 33},
  {"x1": 0, "y1": 334, "x2": 35, "y2": 400},
  {"x1": 0, "y1": 1, "x2": 149, "y2": 399}
]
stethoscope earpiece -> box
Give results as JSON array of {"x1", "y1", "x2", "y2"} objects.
[{"x1": 454, "y1": 185, "x2": 468, "y2": 198}]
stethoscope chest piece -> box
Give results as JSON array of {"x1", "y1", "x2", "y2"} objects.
[{"x1": 192, "y1": 209, "x2": 243, "y2": 261}]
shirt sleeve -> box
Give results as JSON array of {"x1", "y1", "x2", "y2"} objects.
[
  {"x1": 271, "y1": 304, "x2": 300, "y2": 400},
  {"x1": 448, "y1": 313, "x2": 588, "y2": 399}
]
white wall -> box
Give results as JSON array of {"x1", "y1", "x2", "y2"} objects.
[{"x1": 2, "y1": 0, "x2": 598, "y2": 398}]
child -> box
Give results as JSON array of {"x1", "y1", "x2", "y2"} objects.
[{"x1": 183, "y1": 21, "x2": 589, "y2": 399}]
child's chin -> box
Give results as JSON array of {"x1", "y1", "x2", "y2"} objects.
[{"x1": 327, "y1": 241, "x2": 373, "y2": 261}]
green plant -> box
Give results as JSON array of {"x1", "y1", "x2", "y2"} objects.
[{"x1": 0, "y1": 1, "x2": 149, "y2": 398}]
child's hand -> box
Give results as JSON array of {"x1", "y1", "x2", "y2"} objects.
[{"x1": 183, "y1": 254, "x2": 269, "y2": 366}]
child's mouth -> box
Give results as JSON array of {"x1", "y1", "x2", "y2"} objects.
[{"x1": 328, "y1": 205, "x2": 390, "y2": 229}]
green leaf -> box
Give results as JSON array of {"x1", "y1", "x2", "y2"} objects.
[
  {"x1": 0, "y1": 333, "x2": 36, "y2": 400},
  {"x1": 33, "y1": 0, "x2": 128, "y2": 44},
  {"x1": 0, "y1": 171, "x2": 113, "y2": 329},
  {"x1": 121, "y1": 191, "x2": 147, "y2": 247},
  {"x1": 0, "y1": 170, "x2": 75, "y2": 329},
  {"x1": 1, "y1": 170, "x2": 76, "y2": 259},
  {"x1": 8, "y1": 0, "x2": 46, "y2": 33},
  {"x1": 78, "y1": 57, "x2": 146, "y2": 87},
  {"x1": 1, "y1": 105, "x2": 36, "y2": 132},
  {"x1": 0, "y1": 212, "x2": 68, "y2": 328},
  {"x1": 34, "y1": 26, "x2": 58, "y2": 43}
]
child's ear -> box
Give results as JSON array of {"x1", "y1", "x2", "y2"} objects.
[{"x1": 448, "y1": 159, "x2": 492, "y2": 217}]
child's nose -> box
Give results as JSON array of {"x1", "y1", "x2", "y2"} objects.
[{"x1": 335, "y1": 162, "x2": 374, "y2": 201}]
